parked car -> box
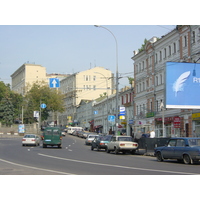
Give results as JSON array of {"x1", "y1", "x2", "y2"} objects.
[
  {"x1": 82, "y1": 132, "x2": 93, "y2": 139},
  {"x1": 154, "y1": 137, "x2": 200, "y2": 164},
  {"x1": 91, "y1": 135, "x2": 112, "y2": 151},
  {"x1": 106, "y1": 136, "x2": 138, "y2": 154},
  {"x1": 22, "y1": 134, "x2": 40, "y2": 146},
  {"x1": 85, "y1": 134, "x2": 99, "y2": 145},
  {"x1": 77, "y1": 131, "x2": 85, "y2": 138}
]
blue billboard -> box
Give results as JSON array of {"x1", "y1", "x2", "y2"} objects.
[{"x1": 166, "y1": 62, "x2": 200, "y2": 109}]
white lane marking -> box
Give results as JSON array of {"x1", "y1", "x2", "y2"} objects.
[
  {"x1": 0, "y1": 158, "x2": 75, "y2": 175},
  {"x1": 38, "y1": 153, "x2": 199, "y2": 175},
  {"x1": 68, "y1": 149, "x2": 72, "y2": 151}
]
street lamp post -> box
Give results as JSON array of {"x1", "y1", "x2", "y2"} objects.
[
  {"x1": 94, "y1": 25, "x2": 119, "y2": 135},
  {"x1": 94, "y1": 72, "x2": 109, "y2": 133}
]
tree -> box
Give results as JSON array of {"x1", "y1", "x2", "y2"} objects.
[
  {"x1": 0, "y1": 96, "x2": 15, "y2": 126},
  {"x1": 138, "y1": 38, "x2": 148, "y2": 52},
  {"x1": 24, "y1": 82, "x2": 65, "y2": 123},
  {"x1": 128, "y1": 77, "x2": 134, "y2": 86}
]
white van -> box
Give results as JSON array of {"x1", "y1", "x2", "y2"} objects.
[{"x1": 67, "y1": 127, "x2": 83, "y2": 135}]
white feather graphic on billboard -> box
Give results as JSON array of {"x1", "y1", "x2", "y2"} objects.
[{"x1": 173, "y1": 71, "x2": 190, "y2": 96}]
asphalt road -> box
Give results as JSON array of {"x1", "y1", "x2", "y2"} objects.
[{"x1": 0, "y1": 134, "x2": 200, "y2": 175}]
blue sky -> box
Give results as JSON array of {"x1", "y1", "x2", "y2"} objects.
[{"x1": 0, "y1": 25, "x2": 175, "y2": 88}]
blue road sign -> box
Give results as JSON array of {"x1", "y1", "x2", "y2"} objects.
[
  {"x1": 94, "y1": 111, "x2": 98, "y2": 115},
  {"x1": 49, "y1": 78, "x2": 60, "y2": 88},
  {"x1": 40, "y1": 103, "x2": 47, "y2": 109},
  {"x1": 108, "y1": 115, "x2": 115, "y2": 122}
]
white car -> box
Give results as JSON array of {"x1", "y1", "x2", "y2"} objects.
[
  {"x1": 85, "y1": 134, "x2": 99, "y2": 145},
  {"x1": 106, "y1": 136, "x2": 138, "y2": 154},
  {"x1": 22, "y1": 134, "x2": 40, "y2": 146}
]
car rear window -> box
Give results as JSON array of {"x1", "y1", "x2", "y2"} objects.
[
  {"x1": 24, "y1": 135, "x2": 35, "y2": 138},
  {"x1": 118, "y1": 137, "x2": 132, "y2": 141},
  {"x1": 189, "y1": 139, "x2": 200, "y2": 146}
]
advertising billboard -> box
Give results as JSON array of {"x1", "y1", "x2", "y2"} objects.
[{"x1": 166, "y1": 62, "x2": 200, "y2": 109}]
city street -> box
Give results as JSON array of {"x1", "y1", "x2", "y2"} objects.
[{"x1": 0, "y1": 134, "x2": 200, "y2": 175}]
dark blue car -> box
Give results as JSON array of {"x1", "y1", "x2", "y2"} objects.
[{"x1": 154, "y1": 137, "x2": 200, "y2": 164}]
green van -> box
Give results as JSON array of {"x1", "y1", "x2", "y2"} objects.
[{"x1": 42, "y1": 127, "x2": 62, "y2": 148}]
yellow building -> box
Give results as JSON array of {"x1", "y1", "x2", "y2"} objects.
[
  {"x1": 59, "y1": 66, "x2": 114, "y2": 125},
  {"x1": 11, "y1": 63, "x2": 47, "y2": 95}
]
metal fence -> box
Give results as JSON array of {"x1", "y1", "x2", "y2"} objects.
[{"x1": 137, "y1": 137, "x2": 170, "y2": 154}]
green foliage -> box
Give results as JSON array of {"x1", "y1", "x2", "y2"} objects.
[
  {"x1": 24, "y1": 82, "x2": 65, "y2": 122},
  {"x1": 138, "y1": 38, "x2": 148, "y2": 52},
  {"x1": 0, "y1": 81, "x2": 65, "y2": 125},
  {"x1": 128, "y1": 77, "x2": 134, "y2": 85},
  {"x1": 0, "y1": 96, "x2": 14, "y2": 126}
]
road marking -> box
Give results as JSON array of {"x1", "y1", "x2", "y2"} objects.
[
  {"x1": 0, "y1": 158, "x2": 75, "y2": 175},
  {"x1": 38, "y1": 153, "x2": 199, "y2": 175}
]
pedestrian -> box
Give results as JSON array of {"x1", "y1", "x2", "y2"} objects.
[
  {"x1": 150, "y1": 130, "x2": 155, "y2": 138},
  {"x1": 134, "y1": 131, "x2": 142, "y2": 143},
  {"x1": 192, "y1": 130, "x2": 197, "y2": 137}
]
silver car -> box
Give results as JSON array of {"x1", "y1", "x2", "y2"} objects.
[
  {"x1": 85, "y1": 134, "x2": 99, "y2": 145},
  {"x1": 22, "y1": 134, "x2": 40, "y2": 146}
]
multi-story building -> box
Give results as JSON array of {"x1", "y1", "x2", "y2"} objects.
[
  {"x1": 120, "y1": 86, "x2": 134, "y2": 136},
  {"x1": 59, "y1": 67, "x2": 114, "y2": 125},
  {"x1": 11, "y1": 63, "x2": 47, "y2": 95},
  {"x1": 75, "y1": 85, "x2": 133, "y2": 135},
  {"x1": 132, "y1": 25, "x2": 200, "y2": 138},
  {"x1": 11, "y1": 63, "x2": 69, "y2": 95}
]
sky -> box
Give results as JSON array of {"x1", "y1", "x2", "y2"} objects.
[{"x1": 0, "y1": 25, "x2": 176, "y2": 88}]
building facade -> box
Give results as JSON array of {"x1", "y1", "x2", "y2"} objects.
[
  {"x1": 132, "y1": 25, "x2": 200, "y2": 137},
  {"x1": 59, "y1": 67, "x2": 114, "y2": 125},
  {"x1": 11, "y1": 63, "x2": 47, "y2": 95}
]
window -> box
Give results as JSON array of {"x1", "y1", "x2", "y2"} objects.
[
  {"x1": 156, "y1": 76, "x2": 158, "y2": 86},
  {"x1": 164, "y1": 48, "x2": 167, "y2": 58},
  {"x1": 176, "y1": 139, "x2": 185, "y2": 147},
  {"x1": 155, "y1": 53, "x2": 158, "y2": 64},
  {"x1": 160, "y1": 74, "x2": 163, "y2": 85},
  {"x1": 169, "y1": 45, "x2": 171, "y2": 56},
  {"x1": 93, "y1": 76, "x2": 96, "y2": 81},
  {"x1": 173, "y1": 42, "x2": 176, "y2": 53},
  {"x1": 168, "y1": 139, "x2": 176, "y2": 147},
  {"x1": 192, "y1": 31, "x2": 195, "y2": 44},
  {"x1": 93, "y1": 85, "x2": 96, "y2": 90},
  {"x1": 184, "y1": 36, "x2": 187, "y2": 47},
  {"x1": 159, "y1": 51, "x2": 162, "y2": 61}
]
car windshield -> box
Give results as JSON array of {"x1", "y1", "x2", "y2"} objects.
[
  {"x1": 188, "y1": 139, "x2": 200, "y2": 146},
  {"x1": 118, "y1": 137, "x2": 132, "y2": 141}
]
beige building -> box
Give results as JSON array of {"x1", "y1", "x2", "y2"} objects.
[
  {"x1": 11, "y1": 63, "x2": 47, "y2": 95},
  {"x1": 11, "y1": 63, "x2": 69, "y2": 95},
  {"x1": 59, "y1": 66, "x2": 114, "y2": 125}
]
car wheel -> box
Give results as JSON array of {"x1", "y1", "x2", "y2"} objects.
[
  {"x1": 183, "y1": 154, "x2": 191, "y2": 164},
  {"x1": 156, "y1": 151, "x2": 163, "y2": 162},
  {"x1": 106, "y1": 147, "x2": 110, "y2": 153},
  {"x1": 91, "y1": 145, "x2": 94, "y2": 151},
  {"x1": 114, "y1": 147, "x2": 118, "y2": 155}
]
